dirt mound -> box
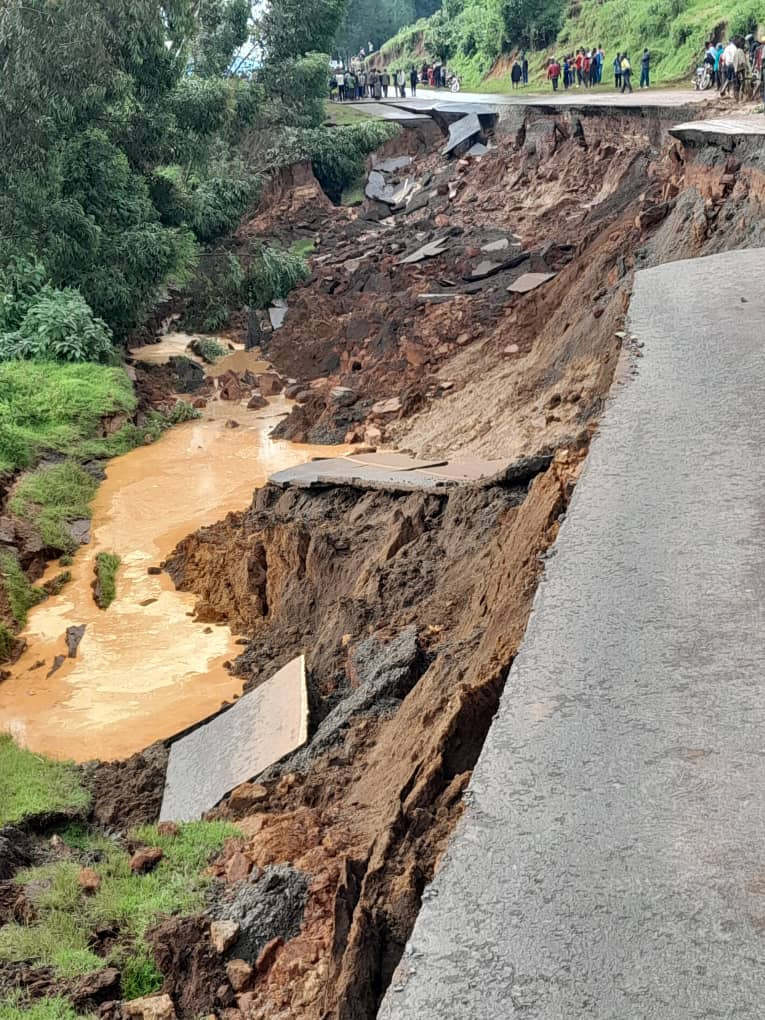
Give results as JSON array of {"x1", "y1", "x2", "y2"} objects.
[{"x1": 84, "y1": 742, "x2": 169, "y2": 830}]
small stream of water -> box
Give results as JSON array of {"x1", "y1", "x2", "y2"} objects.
[{"x1": 0, "y1": 387, "x2": 341, "y2": 762}]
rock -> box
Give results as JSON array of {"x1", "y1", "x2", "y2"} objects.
[
  {"x1": 224, "y1": 420, "x2": 241, "y2": 430},
  {"x1": 77, "y1": 868, "x2": 101, "y2": 894},
  {"x1": 228, "y1": 783, "x2": 269, "y2": 810},
  {"x1": 268, "y1": 305, "x2": 288, "y2": 330},
  {"x1": 123, "y1": 994, "x2": 176, "y2": 1020},
  {"x1": 70, "y1": 967, "x2": 121, "y2": 1010},
  {"x1": 147, "y1": 566, "x2": 162, "y2": 575},
  {"x1": 157, "y1": 821, "x2": 180, "y2": 838},
  {"x1": 255, "y1": 936, "x2": 283, "y2": 975},
  {"x1": 399, "y1": 236, "x2": 449, "y2": 265},
  {"x1": 225, "y1": 959, "x2": 253, "y2": 993},
  {"x1": 68, "y1": 519, "x2": 91, "y2": 546},
  {"x1": 192, "y1": 397, "x2": 207, "y2": 409},
  {"x1": 246, "y1": 393, "x2": 268, "y2": 410},
  {"x1": 66, "y1": 625, "x2": 86, "y2": 658},
  {"x1": 225, "y1": 851, "x2": 253, "y2": 883},
  {"x1": 329, "y1": 387, "x2": 357, "y2": 407},
  {"x1": 216, "y1": 371, "x2": 245, "y2": 402},
  {"x1": 257, "y1": 372, "x2": 283, "y2": 396},
  {"x1": 284, "y1": 383, "x2": 302, "y2": 399},
  {"x1": 295, "y1": 390, "x2": 312, "y2": 404},
  {"x1": 481, "y1": 238, "x2": 511, "y2": 253},
  {"x1": 210, "y1": 920, "x2": 240, "y2": 954},
  {"x1": 503, "y1": 344, "x2": 520, "y2": 356},
  {"x1": 169, "y1": 355, "x2": 205, "y2": 393},
  {"x1": 216, "y1": 983, "x2": 235, "y2": 1007},
  {"x1": 371, "y1": 397, "x2": 402, "y2": 416},
  {"x1": 129, "y1": 847, "x2": 164, "y2": 874},
  {"x1": 405, "y1": 190, "x2": 430, "y2": 215},
  {"x1": 46, "y1": 654, "x2": 66, "y2": 678}
]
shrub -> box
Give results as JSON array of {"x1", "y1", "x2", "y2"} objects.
[
  {"x1": 0, "y1": 287, "x2": 114, "y2": 364},
  {"x1": 188, "y1": 337, "x2": 227, "y2": 364}
]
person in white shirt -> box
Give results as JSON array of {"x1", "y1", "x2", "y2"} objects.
[
  {"x1": 396, "y1": 69, "x2": 406, "y2": 97},
  {"x1": 723, "y1": 39, "x2": 737, "y2": 87}
]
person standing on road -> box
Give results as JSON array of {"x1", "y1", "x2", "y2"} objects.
[
  {"x1": 511, "y1": 60, "x2": 522, "y2": 89},
  {"x1": 732, "y1": 38, "x2": 748, "y2": 98},
  {"x1": 397, "y1": 68, "x2": 406, "y2": 97},
  {"x1": 410, "y1": 66, "x2": 418, "y2": 95},
  {"x1": 547, "y1": 57, "x2": 561, "y2": 91},
  {"x1": 381, "y1": 68, "x2": 390, "y2": 97},
  {"x1": 613, "y1": 52, "x2": 622, "y2": 89},
  {"x1": 522, "y1": 52, "x2": 529, "y2": 85},
  {"x1": 336, "y1": 69, "x2": 345, "y2": 101},
  {"x1": 723, "y1": 37, "x2": 737, "y2": 92},
  {"x1": 640, "y1": 48, "x2": 650, "y2": 88},
  {"x1": 620, "y1": 52, "x2": 633, "y2": 92}
]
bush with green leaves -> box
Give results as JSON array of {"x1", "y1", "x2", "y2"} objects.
[
  {"x1": 0, "y1": 552, "x2": 47, "y2": 627},
  {"x1": 0, "y1": 286, "x2": 114, "y2": 364},
  {"x1": 94, "y1": 552, "x2": 121, "y2": 610},
  {"x1": 270, "y1": 121, "x2": 400, "y2": 203},
  {"x1": 10, "y1": 462, "x2": 99, "y2": 553}
]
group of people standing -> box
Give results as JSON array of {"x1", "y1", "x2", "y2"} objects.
[
  {"x1": 330, "y1": 63, "x2": 452, "y2": 101},
  {"x1": 702, "y1": 37, "x2": 756, "y2": 96},
  {"x1": 544, "y1": 47, "x2": 650, "y2": 92}
]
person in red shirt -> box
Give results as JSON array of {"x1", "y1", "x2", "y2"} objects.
[
  {"x1": 575, "y1": 49, "x2": 584, "y2": 86},
  {"x1": 547, "y1": 57, "x2": 561, "y2": 90}
]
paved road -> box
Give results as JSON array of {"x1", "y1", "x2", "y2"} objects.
[
  {"x1": 379, "y1": 248, "x2": 765, "y2": 1019},
  {"x1": 390, "y1": 84, "x2": 710, "y2": 109}
]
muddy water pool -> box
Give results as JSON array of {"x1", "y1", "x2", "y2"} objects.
[{"x1": 0, "y1": 396, "x2": 341, "y2": 762}]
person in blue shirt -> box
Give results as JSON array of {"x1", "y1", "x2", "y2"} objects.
[{"x1": 639, "y1": 48, "x2": 650, "y2": 88}]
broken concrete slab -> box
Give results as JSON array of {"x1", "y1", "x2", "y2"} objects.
[
  {"x1": 399, "y1": 237, "x2": 449, "y2": 265},
  {"x1": 508, "y1": 271, "x2": 557, "y2": 294},
  {"x1": 373, "y1": 156, "x2": 413, "y2": 173},
  {"x1": 268, "y1": 305, "x2": 288, "y2": 330},
  {"x1": 346, "y1": 452, "x2": 448, "y2": 472},
  {"x1": 442, "y1": 113, "x2": 483, "y2": 158},
  {"x1": 417, "y1": 293, "x2": 459, "y2": 303},
  {"x1": 467, "y1": 142, "x2": 488, "y2": 157},
  {"x1": 268, "y1": 459, "x2": 452, "y2": 492},
  {"x1": 405, "y1": 190, "x2": 431, "y2": 215},
  {"x1": 422, "y1": 457, "x2": 507, "y2": 482},
  {"x1": 159, "y1": 656, "x2": 308, "y2": 822},
  {"x1": 469, "y1": 251, "x2": 530, "y2": 280}
]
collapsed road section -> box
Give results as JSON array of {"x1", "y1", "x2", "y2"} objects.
[{"x1": 380, "y1": 247, "x2": 765, "y2": 1019}]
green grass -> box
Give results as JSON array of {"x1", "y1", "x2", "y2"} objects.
[
  {"x1": 323, "y1": 99, "x2": 377, "y2": 126},
  {"x1": 0, "y1": 552, "x2": 46, "y2": 626},
  {"x1": 0, "y1": 362, "x2": 136, "y2": 474},
  {"x1": 291, "y1": 237, "x2": 317, "y2": 258},
  {"x1": 0, "y1": 623, "x2": 15, "y2": 660},
  {"x1": 0, "y1": 735, "x2": 90, "y2": 826},
  {"x1": 0, "y1": 821, "x2": 240, "y2": 989},
  {"x1": 0, "y1": 995, "x2": 89, "y2": 1020},
  {"x1": 93, "y1": 552, "x2": 120, "y2": 610},
  {"x1": 188, "y1": 337, "x2": 227, "y2": 364},
  {"x1": 9, "y1": 462, "x2": 98, "y2": 554}
]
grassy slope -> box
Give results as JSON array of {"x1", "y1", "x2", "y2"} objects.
[
  {"x1": 378, "y1": 0, "x2": 762, "y2": 90},
  {"x1": 0, "y1": 820, "x2": 239, "y2": 999},
  {"x1": 0, "y1": 735, "x2": 90, "y2": 825}
]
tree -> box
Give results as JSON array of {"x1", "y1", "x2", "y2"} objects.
[{"x1": 0, "y1": 0, "x2": 260, "y2": 339}]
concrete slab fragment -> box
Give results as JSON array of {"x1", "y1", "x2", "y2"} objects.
[
  {"x1": 442, "y1": 113, "x2": 482, "y2": 157},
  {"x1": 269, "y1": 459, "x2": 451, "y2": 491},
  {"x1": 346, "y1": 452, "x2": 448, "y2": 471},
  {"x1": 422, "y1": 456, "x2": 507, "y2": 481},
  {"x1": 508, "y1": 271, "x2": 557, "y2": 294},
  {"x1": 373, "y1": 156, "x2": 414, "y2": 172},
  {"x1": 670, "y1": 116, "x2": 765, "y2": 146},
  {"x1": 480, "y1": 238, "x2": 510, "y2": 253},
  {"x1": 160, "y1": 656, "x2": 308, "y2": 822},
  {"x1": 268, "y1": 305, "x2": 288, "y2": 329},
  {"x1": 399, "y1": 237, "x2": 449, "y2": 265}
]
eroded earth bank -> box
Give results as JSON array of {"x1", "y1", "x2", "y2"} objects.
[{"x1": 4, "y1": 102, "x2": 765, "y2": 1020}]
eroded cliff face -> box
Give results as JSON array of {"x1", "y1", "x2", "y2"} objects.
[{"x1": 163, "y1": 451, "x2": 584, "y2": 1019}]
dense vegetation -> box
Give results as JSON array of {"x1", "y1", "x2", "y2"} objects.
[
  {"x1": 376, "y1": 0, "x2": 762, "y2": 87},
  {"x1": 336, "y1": 0, "x2": 440, "y2": 57}
]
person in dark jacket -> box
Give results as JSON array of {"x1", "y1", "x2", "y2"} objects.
[
  {"x1": 613, "y1": 52, "x2": 622, "y2": 89},
  {"x1": 511, "y1": 60, "x2": 522, "y2": 89},
  {"x1": 639, "y1": 48, "x2": 650, "y2": 88},
  {"x1": 521, "y1": 53, "x2": 529, "y2": 84},
  {"x1": 410, "y1": 66, "x2": 418, "y2": 95}
]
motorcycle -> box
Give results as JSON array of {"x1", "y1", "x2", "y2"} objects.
[{"x1": 693, "y1": 63, "x2": 714, "y2": 90}]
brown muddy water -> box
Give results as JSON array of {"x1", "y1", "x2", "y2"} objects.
[{"x1": 0, "y1": 395, "x2": 342, "y2": 762}]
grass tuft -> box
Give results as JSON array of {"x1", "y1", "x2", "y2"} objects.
[
  {"x1": 0, "y1": 995, "x2": 87, "y2": 1020},
  {"x1": 9, "y1": 462, "x2": 98, "y2": 553},
  {"x1": 0, "y1": 552, "x2": 46, "y2": 626},
  {"x1": 0, "y1": 735, "x2": 90, "y2": 826},
  {"x1": 93, "y1": 552, "x2": 120, "y2": 610}
]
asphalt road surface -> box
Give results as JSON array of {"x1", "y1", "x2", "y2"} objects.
[{"x1": 379, "y1": 248, "x2": 765, "y2": 1019}]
